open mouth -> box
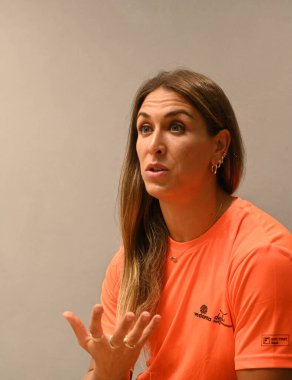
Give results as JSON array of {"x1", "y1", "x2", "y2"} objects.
[
  {"x1": 149, "y1": 168, "x2": 166, "y2": 172},
  {"x1": 146, "y1": 163, "x2": 168, "y2": 172}
]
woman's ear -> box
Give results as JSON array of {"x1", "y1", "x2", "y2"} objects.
[
  {"x1": 213, "y1": 129, "x2": 231, "y2": 157},
  {"x1": 210, "y1": 129, "x2": 231, "y2": 175}
]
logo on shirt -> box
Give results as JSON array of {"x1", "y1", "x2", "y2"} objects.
[
  {"x1": 262, "y1": 335, "x2": 289, "y2": 346},
  {"x1": 200, "y1": 304, "x2": 208, "y2": 314},
  {"x1": 194, "y1": 304, "x2": 212, "y2": 322},
  {"x1": 194, "y1": 305, "x2": 233, "y2": 328},
  {"x1": 213, "y1": 310, "x2": 233, "y2": 328}
]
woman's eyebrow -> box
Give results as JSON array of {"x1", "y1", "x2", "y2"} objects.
[
  {"x1": 164, "y1": 110, "x2": 194, "y2": 120},
  {"x1": 137, "y1": 111, "x2": 150, "y2": 119},
  {"x1": 137, "y1": 109, "x2": 194, "y2": 120}
]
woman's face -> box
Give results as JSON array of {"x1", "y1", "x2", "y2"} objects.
[{"x1": 136, "y1": 87, "x2": 219, "y2": 203}]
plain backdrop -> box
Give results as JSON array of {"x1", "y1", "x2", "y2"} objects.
[{"x1": 0, "y1": 1, "x2": 291, "y2": 379}]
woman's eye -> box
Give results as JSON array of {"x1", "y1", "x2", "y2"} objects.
[
  {"x1": 170, "y1": 123, "x2": 185, "y2": 133},
  {"x1": 139, "y1": 124, "x2": 152, "y2": 134}
]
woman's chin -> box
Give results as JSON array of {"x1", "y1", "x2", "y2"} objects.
[
  {"x1": 145, "y1": 184, "x2": 177, "y2": 202},
  {"x1": 145, "y1": 184, "x2": 169, "y2": 199}
]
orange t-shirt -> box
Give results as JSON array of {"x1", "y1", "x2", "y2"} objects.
[{"x1": 101, "y1": 198, "x2": 292, "y2": 379}]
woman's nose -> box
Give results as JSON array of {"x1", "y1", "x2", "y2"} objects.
[{"x1": 148, "y1": 130, "x2": 166, "y2": 155}]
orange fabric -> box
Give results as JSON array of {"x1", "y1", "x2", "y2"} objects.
[{"x1": 101, "y1": 198, "x2": 292, "y2": 379}]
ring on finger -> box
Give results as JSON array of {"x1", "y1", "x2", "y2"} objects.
[
  {"x1": 89, "y1": 332, "x2": 104, "y2": 343},
  {"x1": 123, "y1": 335, "x2": 136, "y2": 349},
  {"x1": 109, "y1": 336, "x2": 121, "y2": 350}
]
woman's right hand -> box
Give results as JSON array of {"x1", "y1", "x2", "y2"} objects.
[{"x1": 63, "y1": 304, "x2": 161, "y2": 380}]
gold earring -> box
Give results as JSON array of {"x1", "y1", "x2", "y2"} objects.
[
  {"x1": 211, "y1": 153, "x2": 226, "y2": 175},
  {"x1": 211, "y1": 163, "x2": 218, "y2": 175}
]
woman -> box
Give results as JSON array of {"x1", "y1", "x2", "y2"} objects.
[{"x1": 64, "y1": 69, "x2": 292, "y2": 380}]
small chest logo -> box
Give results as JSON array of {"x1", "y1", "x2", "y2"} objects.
[
  {"x1": 194, "y1": 304, "x2": 233, "y2": 328},
  {"x1": 194, "y1": 304, "x2": 212, "y2": 322},
  {"x1": 200, "y1": 305, "x2": 208, "y2": 314},
  {"x1": 213, "y1": 310, "x2": 233, "y2": 328}
]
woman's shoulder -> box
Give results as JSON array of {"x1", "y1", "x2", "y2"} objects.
[
  {"x1": 228, "y1": 197, "x2": 291, "y2": 248},
  {"x1": 110, "y1": 247, "x2": 125, "y2": 265},
  {"x1": 225, "y1": 198, "x2": 292, "y2": 272},
  {"x1": 103, "y1": 247, "x2": 125, "y2": 286}
]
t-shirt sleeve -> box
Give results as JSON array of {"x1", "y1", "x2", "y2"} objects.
[
  {"x1": 228, "y1": 244, "x2": 292, "y2": 369},
  {"x1": 100, "y1": 249, "x2": 124, "y2": 335}
]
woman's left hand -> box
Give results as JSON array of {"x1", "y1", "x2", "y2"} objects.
[{"x1": 63, "y1": 304, "x2": 161, "y2": 380}]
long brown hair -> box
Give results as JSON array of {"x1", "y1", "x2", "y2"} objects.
[{"x1": 117, "y1": 69, "x2": 244, "y2": 317}]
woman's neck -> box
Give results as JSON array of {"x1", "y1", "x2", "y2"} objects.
[{"x1": 159, "y1": 187, "x2": 231, "y2": 242}]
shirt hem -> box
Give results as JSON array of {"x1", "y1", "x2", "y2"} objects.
[{"x1": 235, "y1": 355, "x2": 292, "y2": 370}]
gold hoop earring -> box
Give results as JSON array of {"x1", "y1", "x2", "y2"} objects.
[
  {"x1": 211, "y1": 163, "x2": 218, "y2": 175},
  {"x1": 211, "y1": 153, "x2": 226, "y2": 175}
]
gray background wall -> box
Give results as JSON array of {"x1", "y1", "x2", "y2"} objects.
[{"x1": 0, "y1": 1, "x2": 291, "y2": 379}]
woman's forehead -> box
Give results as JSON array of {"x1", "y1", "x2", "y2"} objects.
[{"x1": 139, "y1": 87, "x2": 194, "y2": 114}]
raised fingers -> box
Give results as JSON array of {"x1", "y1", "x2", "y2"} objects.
[
  {"x1": 138, "y1": 314, "x2": 161, "y2": 345},
  {"x1": 123, "y1": 312, "x2": 151, "y2": 348},
  {"x1": 64, "y1": 306, "x2": 161, "y2": 356},
  {"x1": 111, "y1": 312, "x2": 161, "y2": 351},
  {"x1": 63, "y1": 310, "x2": 90, "y2": 348},
  {"x1": 89, "y1": 304, "x2": 104, "y2": 341},
  {"x1": 109, "y1": 312, "x2": 136, "y2": 349}
]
